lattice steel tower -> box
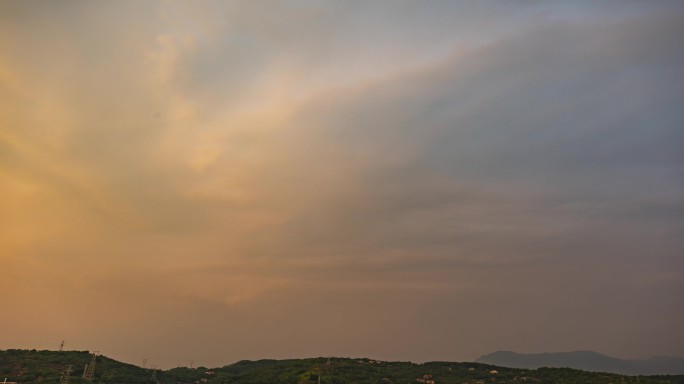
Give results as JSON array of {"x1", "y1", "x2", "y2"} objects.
[
  {"x1": 82, "y1": 351, "x2": 99, "y2": 381},
  {"x1": 59, "y1": 365, "x2": 73, "y2": 384}
]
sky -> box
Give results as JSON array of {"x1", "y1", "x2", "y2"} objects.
[{"x1": 1, "y1": 0, "x2": 683, "y2": 370}]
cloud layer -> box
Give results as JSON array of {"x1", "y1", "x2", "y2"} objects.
[{"x1": 1, "y1": 0, "x2": 683, "y2": 368}]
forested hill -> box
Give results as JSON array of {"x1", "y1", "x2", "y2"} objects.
[{"x1": 2, "y1": 349, "x2": 684, "y2": 384}]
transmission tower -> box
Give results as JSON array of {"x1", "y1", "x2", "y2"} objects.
[
  {"x1": 59, "y1": 340, "x2": 65, "y2": 352},
  {"x1": 82, "y1": 351, "x2": 99, "y2": 381},
  {"x1": 59, "y1": 365, "x2": 73, "y2": 384},
  {"x1": 142, "y1": 358, "x2": 147, "y2": 368}
]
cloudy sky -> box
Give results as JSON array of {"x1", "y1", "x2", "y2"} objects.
[{"x1": 1, "y1": 0, "x2": 683, "y2": 369}]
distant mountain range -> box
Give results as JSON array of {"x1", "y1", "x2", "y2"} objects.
[{"x1": 476, "y1": 351, "x2": 684, "y2": 375}]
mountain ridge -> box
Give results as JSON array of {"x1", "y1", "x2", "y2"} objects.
[{"x1": 476, "y1": 350, "x2": 684, "y2": 375}]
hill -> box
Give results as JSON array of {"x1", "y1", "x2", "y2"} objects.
[
  {"x1": 476, "y1": 351, "x2": 684, "y2": 375},
  {"x1": 2, "y1": 349, "x2": 684, "y2": 384},
  {"x1": 0, "y1": 350, "x2": 154, "y2": 384}
]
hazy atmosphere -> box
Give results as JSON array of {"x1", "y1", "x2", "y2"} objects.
[{"x1": 1, "y1": 0, "x2": 683, "y2": 369}]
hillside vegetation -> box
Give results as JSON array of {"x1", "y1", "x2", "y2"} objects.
[{"x1": 2, "y1": 349, "x2": 683, "y2": 384}]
